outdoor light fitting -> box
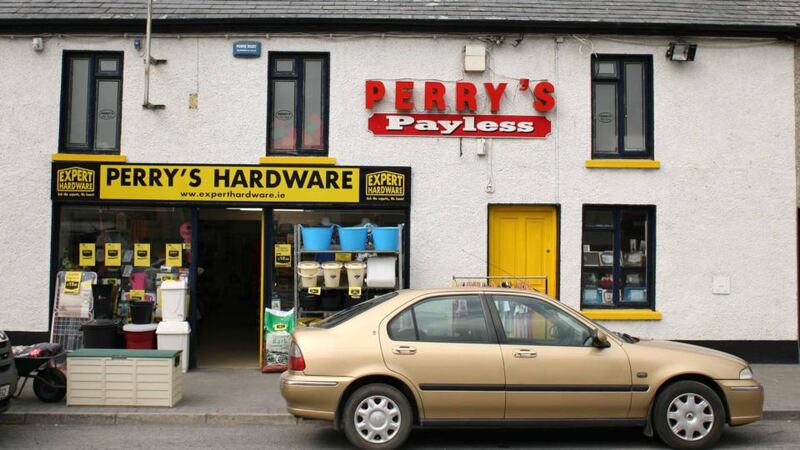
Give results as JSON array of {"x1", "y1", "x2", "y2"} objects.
[{"x1": 666, "y1": 42, "x2": 697, "y2": 62}]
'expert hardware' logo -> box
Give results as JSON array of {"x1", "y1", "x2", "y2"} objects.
[
  {"x1": 56, "y1": 167, "x2": 95, "y2": 197},
  {"x1": 366, "y1": 171, "x2": 405, "y2": 200}
]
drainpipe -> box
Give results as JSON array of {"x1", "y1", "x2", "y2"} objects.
[{"x1": 142, "y1": 0, "x2": 165, "y2": 109}]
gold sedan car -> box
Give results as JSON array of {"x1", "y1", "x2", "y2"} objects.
[{"x1": 280, "y1": 289, "x2": 763, "y2": 450}]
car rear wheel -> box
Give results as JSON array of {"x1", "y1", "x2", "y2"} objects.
[
  {"x1": 653, "y1": 380, "x2": 725, "y2": 449},
  {"x1": 343, "y1": 384, "x2": 412, "y2": 450}
]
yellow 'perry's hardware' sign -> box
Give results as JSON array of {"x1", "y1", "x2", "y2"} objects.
[
  {"x1": 134, "y1": 243, "x2": 151, "y2": 267},
  {"x1": 100, "y1": 165, "x2": 359, "y2": 203},
  {"x1": 79, "y1": 243, "x2": 96, "y2": 267}
]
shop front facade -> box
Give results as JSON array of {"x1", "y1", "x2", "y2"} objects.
[{"x1": 1, "y1": 6, "x2": 798, "y2": 363}]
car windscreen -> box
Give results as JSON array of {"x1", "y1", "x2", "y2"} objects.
[{"x1": 313, "y1": 292, "x2": 399, "y2": 329}]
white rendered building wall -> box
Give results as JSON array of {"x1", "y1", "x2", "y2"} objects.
[{"x1": 0, "y1": 35, "x2": 795, "y2": 341}]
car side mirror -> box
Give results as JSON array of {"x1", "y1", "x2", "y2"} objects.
[{"x1": 592, "y1": 329, "x2": 611, "y2": 348}]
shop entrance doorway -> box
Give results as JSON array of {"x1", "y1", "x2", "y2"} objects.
[
  {"x1": 196, "y1": 208, "x2": 262, "y2": 367},
  {"x1": 488, "y1": 205, "x2": 558, "y2": 297}
]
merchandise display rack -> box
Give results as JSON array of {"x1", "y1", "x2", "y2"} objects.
[{"x1": 292, "y1": 224, "x2": 404, "y2": 322}]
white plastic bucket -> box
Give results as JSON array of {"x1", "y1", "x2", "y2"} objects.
[
  {"x1": 298, "y1": 261, "x2": 320, "y2": 288},
  {"x1": 321, "y1": 261, "x2": 343, "y2": 288},
  {"x1": 156, "y1": 321, "x2": 191, "y2": 373},
  {"x1": 344, "y1": 261, "x2": 367, "y2": 288},
  {"x1": 160, "y1": 280, "x2": 187, "y2": 322}
]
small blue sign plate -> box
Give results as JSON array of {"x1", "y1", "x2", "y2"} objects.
[{"x1": 233, "y1": 41, "x2": 261, "y2": 58}]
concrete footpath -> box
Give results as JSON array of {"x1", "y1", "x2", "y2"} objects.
[{"x1": 2, "y1": 365, "x2": 798, "y2": 426}]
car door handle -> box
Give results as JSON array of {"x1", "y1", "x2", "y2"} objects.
[
  {"x1": 392, "y1": 346, "x2": 417, "y2": 355},
  {"x1": 513, "y1": 349, "x2": 537, "y2": 358}
]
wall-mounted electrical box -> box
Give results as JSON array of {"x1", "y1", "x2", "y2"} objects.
[{"x1": 464, "y1": 45, "x2": 486, "y2": 72}]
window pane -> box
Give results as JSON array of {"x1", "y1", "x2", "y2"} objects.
[
  {"x1": 275, "y1": 59, "x2": 294, "y2": 73},
  {"x1": 593, "y1": 82, "x2": 618, "y2": 153},
  {"x1": 493, "y1": 296, "x2": 592, "y2": 347},
  {"x1": 624, "y1": 62, "x2": 646, "y2": 151},
  {"x1": 271, "y1": 80, "x2": 296, "y2": 151},
  {"x1": 98, "y1": 58, "x2": 119, "y2": 73},
  {"x1": 584, "y1": 210, "x2": 613, "y2": 228},
  {"x1": 68, "y1": 58, "x2": 90, "y2": 146},
  {"x1": 302, "y1": 60, "x2": 324, "y2": 149},
  {"x1": 595, "y1": 60, "x2": 617, "y2": 77},
  {"x1": 388, "y1": 309, "x2": 416, "y2": 341},
  {"x1": 620, "y1": 210, "x2": 649, "y2": 303},
  {"x1": 413, "y1": 295, "x2": 488, "y2": 343},
  {"x1": 582, "y1": 228, "x2": 615, "y2": 306},
  {"x1": 94, "y1": 80, "x2": 120, "y2": 151}
]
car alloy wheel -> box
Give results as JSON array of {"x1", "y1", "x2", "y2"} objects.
[
  {"x1": 354, "y1": 395, "x2": 402, "y2": 444},
  {"x1": 666, "y1": 393, "x2": 715, "y2": 441}
]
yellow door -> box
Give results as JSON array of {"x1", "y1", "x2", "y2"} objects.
[{"x1": 489, "y1": 206, "x2": 557, "y2": 297}]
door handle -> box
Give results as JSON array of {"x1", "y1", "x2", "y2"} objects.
[
  {"x1": 513, "y1": 349, "x2": 537, "y2": 358},
  {"x1": 392, "y1": 346, "x2": 417, "y2": 355}
]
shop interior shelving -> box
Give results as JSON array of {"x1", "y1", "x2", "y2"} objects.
[{"x1": 293, "y1": 224, "x2": 404, "y2": 321}]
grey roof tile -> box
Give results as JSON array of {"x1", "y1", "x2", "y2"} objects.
[{"x1": 0, "y1": 0, "x2": 796, "y2": 29}]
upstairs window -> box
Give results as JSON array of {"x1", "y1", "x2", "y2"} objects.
[
  {"x1": 60, "y1": 52, "x2": 123, "y2": 153},
  {"x1": 591, "y1": 55, "x2": 653, "y2": 158},
  {"x1": 268, "y1": 53, "x2": 329, "y2": 155}
]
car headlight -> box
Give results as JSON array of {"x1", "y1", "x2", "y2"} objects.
[{"x1": 739, "y1": 366, "x2": 754, "y2": 380}]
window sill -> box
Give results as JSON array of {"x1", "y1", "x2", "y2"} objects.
[
  {"x1": 585, "y1": 159, "x2": 660, "y2": 169},
  {"x1": 259, "y1": 156, "x2": 337, "y2": 166},
  {"x1": 581, "y1": 309, "x2": 662, "y2": 321},
  {"x1": 52, "y1": 153, "x2": 126, "y2": 162}
]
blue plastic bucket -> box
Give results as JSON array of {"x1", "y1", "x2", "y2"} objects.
[
  {"x1": 300, "y1": 225, "x2": 335, "y2": 251},
  {"x1": 339, "y1": 226, "x2": 368, "y2": 251},
  {"x1": 372, "y1": 226, "x2": 399, "y2": 251}
]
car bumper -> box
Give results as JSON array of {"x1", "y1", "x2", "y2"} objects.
[
  {"x1": 717, "y1": 379, "x2": 764, "y2": 426},
  {"x1": 279, "y1": 371, "x2": 354, "y2": 421}
]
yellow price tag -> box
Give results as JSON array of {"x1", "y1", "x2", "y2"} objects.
[
  {"x1": 308, "y1": 287, "x2": 322, "y2": 295},
  {"x1": 79, "y1": 243, "x2": 96, "y2": 267},
  {"x1": 64, "y1": 271, "x2": 82, "y2": 295},
  {"x1": 105, "y1": 243, "x2": 122, "y2": 266},
  {"x1": 165, "y1": 243, "x2": 183, "y2": 267},
  {"x1": 130, "y1": 289, "x2": 145, "y2": 301},
  {"x1": 335, "y1": 253, "x2": 353, "y2": 262},
  {"x1": 134, "y1": 243, "x2": 151, "y2": 267},
  {"x1": 349, "y1": 287, "x2": 362, "y2": 297}
]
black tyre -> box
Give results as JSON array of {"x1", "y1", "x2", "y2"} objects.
[
  {"x1": 33, "y1": 368, "x2": 67, "y2": 403},
  {"x1": 653, "y1": 380, "x2": 725, "y2": 449},
  {"x1": 342, "y1": 384, "x2": 413, "y2": 450}
]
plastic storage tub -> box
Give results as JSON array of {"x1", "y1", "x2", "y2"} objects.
[
  {"x1": 130, "y1": 301, "x2": 154, "y2": 324},
  {"x1": 160, "y1": 280, "x2": 187, "y2": 322},
  {"x1": 156, "y1": 321, "x2": 191, "y2": 373},
  {"x1": 67, "y1": 348, "x2": 182, "y2": 407},
  {"x1": 300, "y1": 225, "x2": 335, "y2": 251},
  {"x1": 372, "y1": 226, "x2": 400, "y2": 251},
  {"x1": 81, "y1": 319, "x2": 120, "y2": 348},
  {"x1": 338, "y1": 226, "x2": 368, "y2": 251},
  {"x1": 321, "y1": 261, "x2": 343, "y2": 288},
  {"x1": 298, "y1": 261, "x2": 320, "y2": 288},
  {"x1": 344, "y1": 261, "x2": 366, "y2": 288},
  {"x1": 123, "y1": 323, "x2": 158, "y2": 349}
]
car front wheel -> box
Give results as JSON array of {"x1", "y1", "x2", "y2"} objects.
[
  {"x1": 653, "y1": 380, "x2": 725, "y2": 449},
  {"x1": 342, "y1": 383, "x2": 412, "y2": 450}
]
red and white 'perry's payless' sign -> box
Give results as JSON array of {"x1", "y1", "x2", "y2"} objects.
[{"x1": 365, "y1": 80, "x2": 555, "y2": 139}]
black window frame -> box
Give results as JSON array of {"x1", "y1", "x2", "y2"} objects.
[
  {"x1": 591, "y1": 54, "x2": 654, "y2": 159},
  {"x1": 386, "y1": 294, "x2": 497, "y2": 344},
  {"x1": 580, "y1": 205, "x2": 656, "y2": 309},
  {"x1": 59, "y1": 51, "x2": 124, "y2": 154},
  {"x1": 267, "y1": 52, "x2": 330, "y2": 156}
]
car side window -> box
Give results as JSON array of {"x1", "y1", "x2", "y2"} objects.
[
  {"x1": 412, "y1": 295, "x2": 489, "y2": 344},
  {"x1": 492, "y1": 295, "x2": 593, "y2": 347},
  {"x1": 387, "y1": 309, "x2": 416, "y2": 341}
]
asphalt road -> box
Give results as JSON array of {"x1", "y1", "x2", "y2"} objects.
[{"x1": 1, "y1": 420, "x2": 798, "y2": 449}]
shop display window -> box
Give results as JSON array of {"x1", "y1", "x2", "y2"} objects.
[
  {"x1": 56, "y1": 206, "x2": 192, "y2": 321},
  {"x1": 267, "y1": 52, "x2": 329, "y2": 155},
  {"x1": 591, "y1": 55, "x2": 653, "y2": 159},
  {"x1": 581, "y1": 206, "x2": 655, "y2": 309},
  {"x1": 59, "y1": 51, "x2": 123, "y2": 154}
]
